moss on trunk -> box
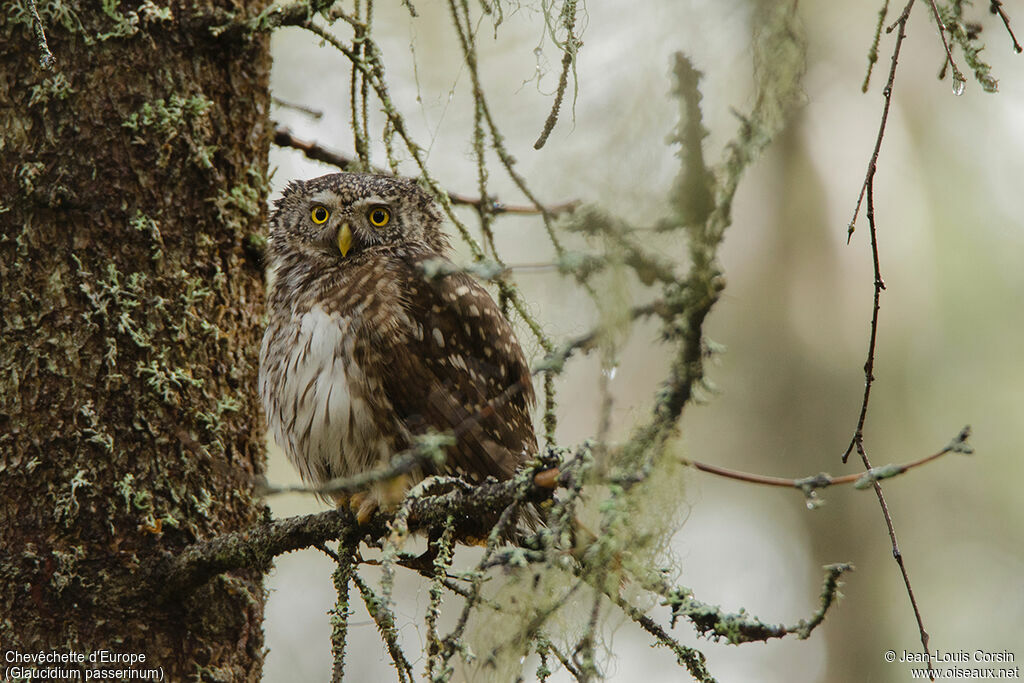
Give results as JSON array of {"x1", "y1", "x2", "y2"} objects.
[{"x1": 1, "y1": 1, "x2": 271, "y2": 678}]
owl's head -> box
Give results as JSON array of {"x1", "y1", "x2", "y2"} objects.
[{"x1": 268, "y1": 172, "x2": 448, "y2": 263}]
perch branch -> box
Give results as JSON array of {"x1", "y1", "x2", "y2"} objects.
[{"x1": 153, "y1": 465, "x2": 556, "y2": 598}]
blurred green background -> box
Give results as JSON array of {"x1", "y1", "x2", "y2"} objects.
[{"x1": 262, "y1": 1, "x2": 1024, "y2": 680}]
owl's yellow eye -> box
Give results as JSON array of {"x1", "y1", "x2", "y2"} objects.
[
  {"x1": 368, "y1": 207, "x2": 390, "y2": 228},
  {"x1": 311, "y1": 206, "x2": 330, "y2": 224}
]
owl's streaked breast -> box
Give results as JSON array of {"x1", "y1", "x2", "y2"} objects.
[{"x1": 259, "y1": 303, "x2": 392, "y2": 486}]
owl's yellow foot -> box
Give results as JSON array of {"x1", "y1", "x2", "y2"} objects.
[
  {"x1": 350, "y1": 493, "x2": 378, "y2": 525},
  {"x1": 336, "y1": 473, "x2": 414, "y2": 524}
]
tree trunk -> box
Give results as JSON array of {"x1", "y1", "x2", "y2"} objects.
[{"x1": 1, "y1": 1, "x2": 271, "y2": 679}]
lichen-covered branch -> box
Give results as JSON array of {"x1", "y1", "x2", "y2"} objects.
[
  {"x1": 153, "y1": 463, "x2": 557, "y2": 598},
  {"x1": 329, "y1": 547, "x2": 356, "y2": 683},
  {"x1": 660, "y1": 564, "x2": 854, "y2": 644}
]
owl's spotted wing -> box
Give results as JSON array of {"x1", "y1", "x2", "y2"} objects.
[{"x1": 382, "y1": 259, "x2": 537, "y2": 482}]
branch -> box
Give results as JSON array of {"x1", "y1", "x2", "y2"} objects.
[
  {"x1": 248, "y1": 0, "x2": 335, "y2": 32},
  {"x1": 990, "y1": 0, "x2": 1022, "y2": 53},
  {"x1": 152, "y1": 465, "x2": 557, "y2": 598},
  {"x1": 924, "y1": 0, "x2": 966, "y2": 92},
  {"x1": 681, "y1": 426, "x2": 972, "y2": 504},
  {"x1": 661, "y1": 563, "x2": 854, "y2": 644},
  {"x1": 847, "y1": 11, "x2": 945, "y2": 678},
  {"x1": 272, "y1": 125, "x2": 579, "y2": 216},
  {"x1": 610, "y1": 593, "x2": 715, "y2": 683},
  {"x1": 533, "y1": 0, "x2": 581, "y2": 150},
  {"x1": 848, "y1": 0, "x2": 914, "y2": 241},
  {"x1": 329, "y1": 549, "x2": 355, "y2": 683},
  {"x1": 26, "y1": 0, "x2": 55, "y2": 69}
]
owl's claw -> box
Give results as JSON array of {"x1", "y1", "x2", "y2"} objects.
[
  {"x1": 339, "y1": 473, "x2": 413, "y2": 524},
  {"x1": 351, "y1": 493, "x2": 378, "y2": 525}
]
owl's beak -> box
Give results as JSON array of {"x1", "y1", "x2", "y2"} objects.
[{"x1": 337, "y1": 223, "x2": 353, "y2": 257}]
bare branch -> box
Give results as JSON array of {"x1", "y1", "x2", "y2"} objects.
[
  {"x1": 272, "y1": 124, "x2": 579, "y2": 216},
  {"x1": 990, "y1": 0, "x2": 1023, "y2": 53},
  {"x1": 849, "y1": 0, "x2": 914, "y2": 241},
  {"x1": 682, "y1": 426, "x2": 972, "y2": 503}
]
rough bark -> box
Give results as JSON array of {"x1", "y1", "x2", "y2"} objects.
[{"x1": 0, "y1": 1, "x2": 271, "y2": 679}]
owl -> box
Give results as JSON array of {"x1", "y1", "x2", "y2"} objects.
[{"x1": 258, "y1": 172, "x2": 538, "y2": 522}]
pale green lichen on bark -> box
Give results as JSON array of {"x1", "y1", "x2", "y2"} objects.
[
  {"x1": 97, "y1": 0, "x2": 172, "y2": 42},
  {"x1": 121, "y1": 93, "x2": 217, "y2": 168},
  {"x1": 4, "y1": 0, "x2": 90, "y2": 41},
  {"x1": 212, "y1": 163, "x2": 270, "y2": 237},
  {"x1": 27, "y1": 71, "x2": 74, "y2": 107},
  {"x1": 2, "y1": 0, "x2": 271, "y2": 672}
]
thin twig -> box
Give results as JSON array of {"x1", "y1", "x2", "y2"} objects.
[
  {"x1": 990, "y1": 1, "x2": 1022, "y2": 53},
  {"x1": 329, "y1": 545, "x2": 357, "y2": 683},
  {"x1": 852, "y1": 173, "x2": 936, "y2": 681},
  {"x1": 847, "y1": 8, "x2": 948, "y2": 678},
  {"x1": 533, "y1": 300, "x2": 672, "y2": 375},
  {"x1": 641, "y1": 563, "x2": 854, "y2": 645},
  {"x1": 438, "y1": 501, "x2": 520, "y2": 669},
  {"x1": 256, "y1": 439, "x2": 446, "y2": 498},
  {"x1": 425, "y1": 522, "x2": 456, "y2": 681},
  {"x1": 533, "y1": 0, "x2": 579, "y2": 150},
  {"x1": 848, "y1": 0, "x2": 914, "y2": 241},
  {"x1": 845, "y1": 171, "x2": 886, "y2": 466},
  {"x1": 271, "y1": 96, "x2": 324, "y2": 119},
  {"x1": 682, "y1": 425, "x2": 971, "y2": 495},
  {"x1": 857, "y1": 440, "x2": 936, "y2": 680},
  {"x1": 571, "y1": 590, "x2": 603, "y2": 679},
  {"x1": 847, "y1": 133, "x2": 938, "y2": 683},
  {"x1": 26, "y1": 0, "x2": 55, "y2": 69},
  {"x1": 540, "y1": 634, "x2": 587, "y2": 682},
  {"x1": 924, "y1": 0, "x2": 966, "y2": 88},
  {"x1": 844, "y1": 0, "x2": 913, "y2": 467},
  {"x1": 612, "y1": 594, "x2": 715, "y2": 683},
  {"x1": 861, "y1": 0, "x2": 890, "y2": 92},
  {"x1": 353, "y1": 572, "x2": 416, "y2": 682}
]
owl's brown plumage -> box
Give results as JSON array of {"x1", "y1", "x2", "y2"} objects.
[{"x1": 258, "y1": 172, "x2": 537, "y2": 512}]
